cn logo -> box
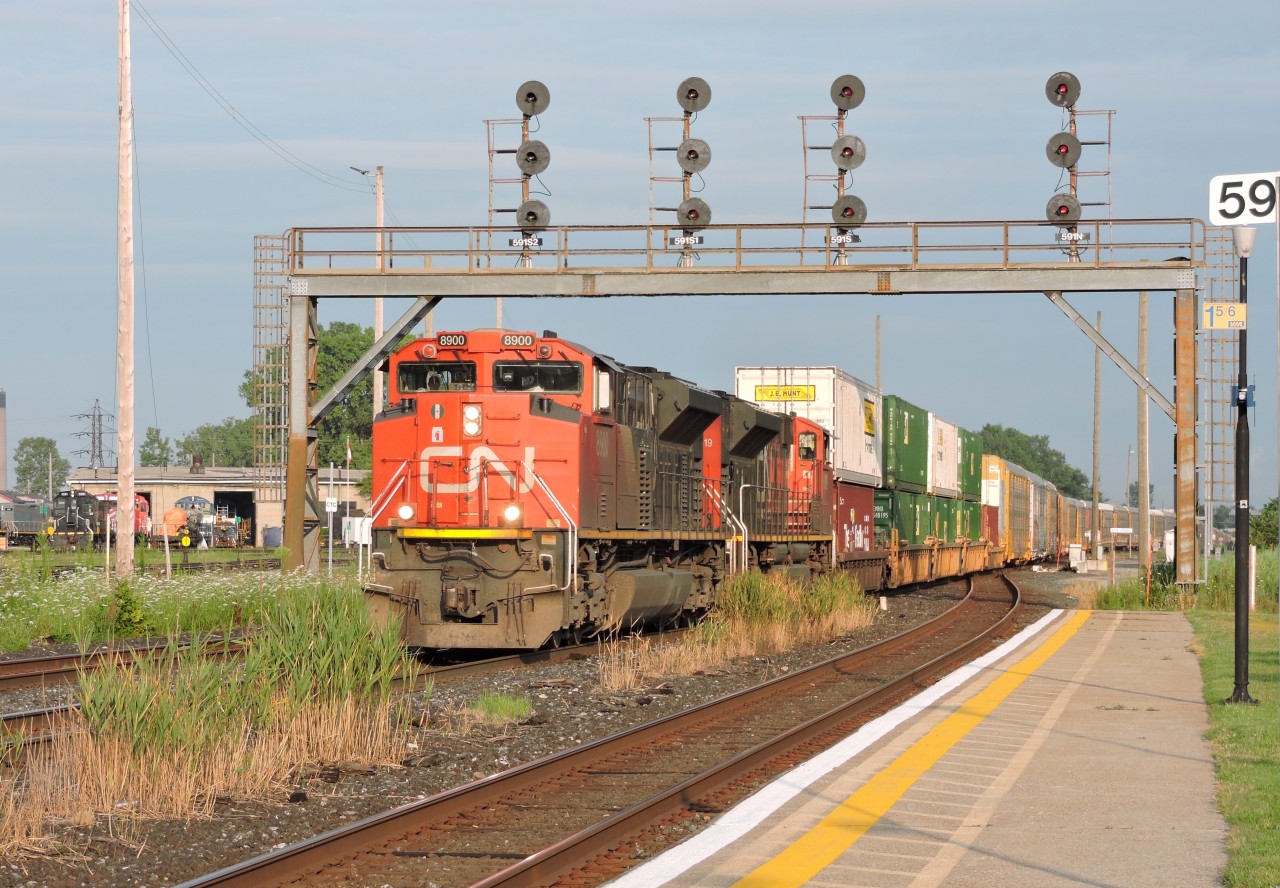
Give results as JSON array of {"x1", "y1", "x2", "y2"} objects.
[{"x1": 421, "y1": 446, "x2": 536, "y2": 494}]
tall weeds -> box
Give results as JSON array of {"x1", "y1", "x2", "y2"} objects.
[
  {"x1": 0, "y1": 578, "x2": 418, "y2": 854},
  {"x1": 599, "y1": 571, "x2": 874, "y2": 691}
]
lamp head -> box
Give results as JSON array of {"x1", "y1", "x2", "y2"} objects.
[{"x1": 1232, "y1": 226, "x2": 1257, "y2": 259}]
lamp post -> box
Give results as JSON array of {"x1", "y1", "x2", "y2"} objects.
[
  {"x1": 351, "y1": 166, "x2": 385, "y2": 422},
  {"x1": 1229, "y1": 226, "x2": 1257, "y2": 705}
]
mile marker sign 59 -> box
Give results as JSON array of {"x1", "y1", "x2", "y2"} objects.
[{"x1": 1209, "y1": 171, "x2": 1280, "y2": 226}]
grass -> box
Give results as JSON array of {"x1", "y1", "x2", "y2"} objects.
[
  {"x1": 1086, "y1": 549, "x2": 1279, "y2": 887},
  {"x1": 598, "y1": 570, "x2": 874, "y2": 692},
  {"x1": 0, "y1": 555, "x2": 338, "y2": 651},
  {"x1": 0, "y1": 577, "x2": 420, "y2": 855},
  {"x1": 1186, "y1": 610, "x2": 1279, "y2": 888}
]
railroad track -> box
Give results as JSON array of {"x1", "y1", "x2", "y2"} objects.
[
  {"x1": 0, "y1": 631, "x2": 663, "y2": 753},
  {"x1": 176, "y1": 572, "x2": 1022, "y2": 888}
]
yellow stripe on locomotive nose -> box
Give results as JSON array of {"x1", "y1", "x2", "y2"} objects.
[{"x1": 398, "y1": 528, "x2": 535, "y2": 540}]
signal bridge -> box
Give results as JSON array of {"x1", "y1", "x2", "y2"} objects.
[{"x1": 268, "y1": 217, "x2": 1204, "y2": 584}]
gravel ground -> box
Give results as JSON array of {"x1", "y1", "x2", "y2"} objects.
[{"x1": 0, "y1": 566, "x2": 1106, "y2": 888}]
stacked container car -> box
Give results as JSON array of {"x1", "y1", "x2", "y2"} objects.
[{"x1": 733, "y1": 365, "x2": 883, "y2": 592}]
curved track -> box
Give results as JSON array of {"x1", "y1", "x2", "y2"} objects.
[{"x1": 178, "y1": 572, "x2": 1022, "y2": 888}]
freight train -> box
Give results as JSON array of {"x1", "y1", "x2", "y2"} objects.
[{"x1": 364, "y1": 329, "x2": 1175, "y2": 651}]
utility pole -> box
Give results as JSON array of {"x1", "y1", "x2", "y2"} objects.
[
  {"x1": 1138, "y1": 291, "x2": 1150, "y2": 569},
  {"x1": 352, "y1": 166, "x2": 386, "y2": 423},
  {"x1": 115, "y1": 0, "x2": 136, "y2": 578},
  {"x1": 374, "y1": 166, "x2": 384, "y2": 421},
  {"x1": 1092, "y1": 311, "x2": 1102, "y2": 561}
]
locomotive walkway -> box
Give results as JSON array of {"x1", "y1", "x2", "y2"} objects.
[{"x1": 609, "y1": 609, "x2": 1226, "y2": 887}]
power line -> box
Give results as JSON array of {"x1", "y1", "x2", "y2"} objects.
[{"x1": 130, "y1": 0, "x2": 368, "y2": 193}]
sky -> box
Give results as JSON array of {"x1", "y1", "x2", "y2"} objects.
[{"x1": 3, "y1": 1, "x2": 1279, "y2": 512}]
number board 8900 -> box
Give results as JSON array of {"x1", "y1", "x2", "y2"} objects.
[
  {"x1": 501, "y1": 333, "x2": 535, "y2": 348},
  {"x1": 1209, "y1": 171, "x2": 1280, "y2": 226}
]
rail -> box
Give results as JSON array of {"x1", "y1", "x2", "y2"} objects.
[{"x1": 285, "y1": 218, "x2": 1204, "y2": 276}]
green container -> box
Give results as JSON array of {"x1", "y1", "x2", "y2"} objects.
[
  {"x1": 933, "y1": 497, "x2": 956, "y2": 542},
  {"x1": 875, "y1": 490, "x2": 932, "y2": 547},
  {"x1": 882, "y1": 395, "x2": 929, "y2": 493},
  {"x1": 960, "y1": 500, "x2": 983, "y2": 541},
  {"x1": 957, "y1": 427, "x2": 983, "y2": 502}
]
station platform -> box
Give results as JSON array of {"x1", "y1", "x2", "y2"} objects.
[{"x1": 609, "y1": 610, "x2": 1227, "y2": 888}]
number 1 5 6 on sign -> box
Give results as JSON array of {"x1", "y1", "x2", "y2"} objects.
[
  {"x1": 1209, "y1": 172, "x2": 1280, "y2": 226},
  {"x1": 1203, "y1": 302, "x2": 1247, "y2": 330}
]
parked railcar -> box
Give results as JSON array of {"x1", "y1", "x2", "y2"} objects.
[
  {"x1": 95, "y1": 492, "x2": 152, "y2": 546},
  {"x1": 0, "y1": 497, "x2": 48, "y2": 548}
]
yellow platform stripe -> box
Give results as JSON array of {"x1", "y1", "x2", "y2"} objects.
[{"x1": 734, "y1": 609, "x2": 1092, "y2": 888}]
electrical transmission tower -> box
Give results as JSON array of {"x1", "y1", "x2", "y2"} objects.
[{"x1": 71, "y1": 400, "x2": 116, "y2": 469}]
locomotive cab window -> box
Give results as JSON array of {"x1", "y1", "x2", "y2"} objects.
[
  {"x1": 398, "y1": 361, "x2": 477, "y2": 393},
  {"x1": 798, "y1": 431, "x2": 817, "y2": 461},
  {"x1": 493, "y1": 361, "x2": 583, "y2": 393}
]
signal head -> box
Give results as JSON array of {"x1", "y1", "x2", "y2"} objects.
[
  {"x1": 831, "y1": 135, "x2": 867, "y2": 171},
  {"x1": 1045, "y1": 132, "x2": 1081, "y2": 168},
  {"x1": 829, "y1": 74, "x2": 866, "y2": 111},
  {"x1": 677, "y1": 197, "x2": 711, "y2": 230},
  {"x1": 1046, "y1": 193, "x2": 1081, "y2": 225},
  {"x1": 1045, "y1": 72, "x2": 1080, "y2": 108},
  {"x1": 516, "y1": 139, "x2": 551, "y2": 176},
  {"x1": 831, "y1": 195, "x2": 867, "y2": 227},
  {"x1": 677, "y1": 77, "x2": 712, "y2": 113},
  {"x1": 516, "y1": 80, "x2": 551, "y2": 116},
  {"x1": 517, "y1": 198, "x2": 551, "y2": 231},
  {"x1": 677, "y1": 138, "x2": 712, "y2": 173}
]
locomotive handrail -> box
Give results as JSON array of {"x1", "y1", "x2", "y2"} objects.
[
  {"x1": 523, "y1": 461, "x2": 576, "y2": 592},
  {"x1": 369, "y1": 461, "x2": 412, "y2": 522},
  {"x1": 704, "y1": 483, "x2": 745, "y2": 575}
]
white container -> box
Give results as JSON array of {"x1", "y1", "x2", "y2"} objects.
[
  {"x1": 734, "y1": 365, "x2": 882, "y2": 487},
  {"x1": 926, "y1": 413, "x2": 960, "y2": 499}
]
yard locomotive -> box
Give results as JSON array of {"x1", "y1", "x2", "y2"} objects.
[
  {"x1": 48, "y1": 490, "x2": 101, "y2": 549},
  {"x1": 365, "y1": 329, "x2": 1178, "y2": 651}
]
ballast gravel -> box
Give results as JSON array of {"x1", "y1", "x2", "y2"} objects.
[{"x1": 0, "y1": 568, "x2": 1091, "y2": 888}]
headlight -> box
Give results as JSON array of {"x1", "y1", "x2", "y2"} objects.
[
  {"x1": 502, "y1": 503, "x2": 523, "y2": 525},
  {"x1": 462, "y1": 403, "x2": 482, "y2": 437},
  {"x1": 397, "y1": 503, "x2": 415, "y2": 521}
]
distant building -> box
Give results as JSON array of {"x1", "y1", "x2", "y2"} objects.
[{"x1": 67, "y1": 464, "x2": 369, "y2": 547}]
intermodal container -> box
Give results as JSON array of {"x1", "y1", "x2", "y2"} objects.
[
  {"x1": 957, "y1": 427, "x2": 982, "y2": 502},
  {"x1": 926, "y1": 413, "x2": 960, "y2": 499},
  {"x1": 834, "y1": 479, "x2": 875, "y2": 554},
  {"x1": 734, "y1": 365, "x2": 882, "y2": 487},
  {"x1": 874, "y1": 489, "x2": 932, "y2": 547},
  {"x1": 881, "y1": 395, "x2": 928, "y2": 494}
]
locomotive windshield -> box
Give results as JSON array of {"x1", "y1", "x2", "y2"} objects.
[
  {"x1": 398, "y1": 361, "x2": 477, "y2": 393},
  {"x1": 493, "y1": 361, "x2": 583, "y2": 393}
]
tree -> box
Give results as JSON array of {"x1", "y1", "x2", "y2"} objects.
[
  {"x1": 1126, "y1": 482, "x2": 1155, "y2": 508},
  {"x1": 1212, "y1": 504, "x2": 1234, "y2": 530},
  {"x1": 139, "y1": 427, "x2": 174, "y2": 467},
  {"x1": 240, "y1": 321, "x2": 395, "y2": 471},
  {"x1": 1251, "y1": 498, "x2": 1278, "y2": 549},
  {"x1": 176, "y1": 417, "x2": 255, "y2": 467},
  {"x1": 13, "y1": 437, "x2": 70, "y2": 496},
  {"x1": 977, "y1": 424, "x2": 1091, "y2": 499}
]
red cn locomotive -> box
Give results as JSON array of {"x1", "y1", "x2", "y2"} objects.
[{"x1": 365, "y1": 329, "x2": 833, "y2": 650}]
